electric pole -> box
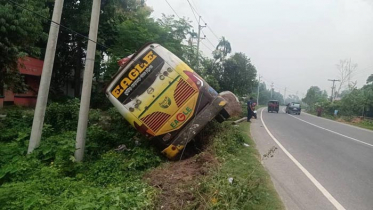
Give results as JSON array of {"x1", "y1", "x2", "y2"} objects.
[
  {"x1": 270, "y1": 82, "x2": 274, "y2": 99},
  {"x1": 75, "y1": 0, "x2": 101, "y2": 162},
  {"x1": 284, "y1": 87, "x2": 286, "y2": 105},
  {"x1": 196, "y1": 16, "x2": 206, "y2": 70},
  {"x1": 28, "y1": 0, "x2": 64, "y2": 154},
  {"x1": 257, "y1": 75, "x2": 261, "y2": 105},
  {"x1": 328, "y1": 79, "x2": 340, "y2": 102}
]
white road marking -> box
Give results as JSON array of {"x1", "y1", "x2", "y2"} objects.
[
  {"x1": 288, "y1": 114, "x2": 373, "y2": 148},
  {"x1": 260, "y1": 108, "x2": 346, "y2": 210},
  {"x1": 301, "y1": 112, "x2": 373, "y2": 133}
]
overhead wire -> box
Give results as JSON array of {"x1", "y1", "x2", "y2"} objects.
[
  {"x1": 164, "y1": 0, "x2": 216, "y2": 161},
  {"x1": 200, "y1": 41, "x2": 214, "y2": 52},
  {"x1": 186, "y1": 0, "x2": 221, "y2": 41},
  {"x1": 164, "y1": 0, "x2": 181, "y2": 19},
  {"x1": 7, "y1": 0, "x2": 109, "y2": 50},
  {"x1": 201, "y1": 31, "x2": 216, "y2": 49},
  {"x1": 186, "y1": 0, "x2": 199, "y2": 24},
  {"x1": 260, "y1": 76, "x2": 305, "y2": 97}
]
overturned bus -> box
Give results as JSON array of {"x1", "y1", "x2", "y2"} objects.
[{"x1": 106, "y1": 43, "x2": 229, "y2": 159}]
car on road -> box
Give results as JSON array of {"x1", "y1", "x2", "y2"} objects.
[
  {"x1": 286, "y1": 102, "x2": 301, "y2": 115},
  {"x1": 268, "y1": 100, "x2": 279, "y2": 113}
]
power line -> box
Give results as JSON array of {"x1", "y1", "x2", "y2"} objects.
[
  {"x1": 200, "y1": 41, "x2": 214, "y2": 52},
  {"x1": 186, "y1": 0, "x2": 221, "y2": 41},
  {"x1": 261, "y1": 76, "x2": 304, "y2": 95},
  {"x1": 260, "y1": 76, "x2": 305, "y2": 96},
  {"x1": 201, "y1": 31, "x2": 216, "y2": 49},
  {"x1": 186, "y1": 0, "x2": 199, "y2": 24},
  {"x1": 206, "y1": 25, "x2": 220, "y2": 40},
  {"x1": 164, "y1": 0, "x2": 181, "y2": 19},
  {"x1": 7, "y1": 0, "x2": 109, "y2": 49}
]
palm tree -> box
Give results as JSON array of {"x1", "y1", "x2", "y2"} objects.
[
  {"x1": 367, "y1": 74, "x2": 373, "y2": 84},
  {"x1": 215, "y1": 36, "x2": 232, "y2": 61}
]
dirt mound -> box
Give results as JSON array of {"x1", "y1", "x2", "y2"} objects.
[
  {"x1": 144, "y1": 152, "x2": 218, "y2": 209},
  {"x1": 351, "y1": 117, "x2": 363, "y2": 123},
  {"x1": 219, "y1": 91, "x2": 242, "y2": 117}
]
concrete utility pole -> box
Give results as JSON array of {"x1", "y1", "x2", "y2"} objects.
[
  {"x1": 328, "y1": 79, "x2": 340, "y2": 102},
  {"x1": 270, "y1": 82, "x2": 274, "y2": 99},
  {"x1": 257, "y1": 74, "x2": 261, "y2": 105},
  {"x1": 196, "y1": 16, "x2": 206, "y2": 70},
  {"x1": 284, "y1": 87, "x2": 286, "y2": 105},
  {"x1": 75, "y1": 0, "x2": 101, "y2": 162},
  {"x1": 28, "y1": 0, "x2": 64, "y2": 154}
]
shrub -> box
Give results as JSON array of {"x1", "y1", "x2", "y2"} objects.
[
  {"x1": 0, "y1": 101, "x2": 162, "y2": 209},
  {"x1": 0, "y1": 109, "x2": 33, "y2": 142},
  {"x1": 44, "y1": 99, "x2": 80, "y2": 133}
]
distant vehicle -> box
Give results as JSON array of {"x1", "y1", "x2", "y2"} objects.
[
  {"x1": 268, "y1": 100, "x2": 279, "y2": 113},
  {"x1": 286, "y1": 102, "x2": 301, "y2": 115}
]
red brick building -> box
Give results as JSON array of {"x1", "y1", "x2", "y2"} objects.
[{"x1": 3, "y1": 57, "x2": 43, "y2": 107}]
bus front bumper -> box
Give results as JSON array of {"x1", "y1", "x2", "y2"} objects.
[{"x1": 162, "y1": 96, "x2": 227, "y2": 159}]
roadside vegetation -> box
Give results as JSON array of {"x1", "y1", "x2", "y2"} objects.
[
  {"x1": 144, "y1": 119, "x2": 284, "y2": 210},
  {"x1": 0, "y1": 102, "x2": 284, "y2": 209},
  {"x1": 1, "y1": 1, "x2": 284, "y2": 209},
  {"x1": 192, "y1": 122, "x2": 283, "y2": 209},
  {"x1": 302, "y1": 75, "x2": 373, "y2": 131},
  {"x1": 0, "y1": 101, "x2": 163, "y2": 209}
]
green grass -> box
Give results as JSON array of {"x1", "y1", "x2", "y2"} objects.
[
  {"x1": 345, "y1": 119, "x2": 373, "y2": 130},
  {"x1": 306, "y1": 111, "x2": 373, "y2": 131},
  {"x1": 0, "y1": 101, "x2": 162, "y2": 210},
  {"x1": 189, "y1": 122, "x2": 284, "y2": 210}
]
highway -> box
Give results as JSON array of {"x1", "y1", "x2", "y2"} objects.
[{"x1": 251, "y1": 107, "x2": 373, "y2": 210}]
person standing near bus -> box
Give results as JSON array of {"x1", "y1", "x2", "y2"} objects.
[{"x1": 247, "y1": 97, "x2": 254, "y2": 122}]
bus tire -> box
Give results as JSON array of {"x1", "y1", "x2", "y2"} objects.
[
  {"x1": 215, "y1": 114, "x2": 225, "y2": 123},
  {"x1": 220, "y1": 108, "x2": 230, "y2": 119}
]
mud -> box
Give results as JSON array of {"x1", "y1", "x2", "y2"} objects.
[{"x1": 144, "y1": 151, "x2": 218, "y2": 210}]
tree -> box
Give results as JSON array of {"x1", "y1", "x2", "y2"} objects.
[
  {"x1": 339, "y1": 89, "x2": 365, "y2": 116},
  {"x1": 218, "y1": 53, "x2": 257, "y2": 96},
  {"x1": 302, "y1": 86, "x2": 328, "y2": 110},
  {"x1": 104, "y1": 14, "x2": 193, "y2": 84},
  {"x1": 0, "y1": 0, "x2": 49, "y2": 95},
  {"x1": 213, "y1": 36, "x2": 231, "y2": 62},
  {"x1": 367, "y1": 74, "x2": 373, "y2": 85},
  {"x1": 335, "y1": 59, "x2": 358, "y2": 98},
  {"x1": 285, "y1": 94, "x2": 300, "y2": 104}
]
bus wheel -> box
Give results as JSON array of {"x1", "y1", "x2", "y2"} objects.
[
  {"x1": 215, "y1": 114, "x2": 225, "y2": 123},
  {"x1": 220, "y1": 108, "x2": 230, "y2": 119}
]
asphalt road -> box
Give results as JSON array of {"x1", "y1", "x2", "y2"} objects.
[{"x1": 251, "y1": 107, "x2": 373, "y2": 210}]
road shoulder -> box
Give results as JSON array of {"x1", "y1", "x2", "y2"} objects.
[{"x1": 250, "y1": 109, "x2": 335, "y2": 210}]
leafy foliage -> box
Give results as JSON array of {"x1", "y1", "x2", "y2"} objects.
[
  {"x1": 218, "y1": 53, "x2": 257, "y2": 95},
  {"x1": 0, "y1": 101, "x2": 162, "y2": 209},
  {"x1": 191, "y1": 122, "x2": 284, "y2": 210},
  {"x1": 302, "y1": 86, "x2": 328, "y2": 111},
  {"x1": 0, "y1": 0, "x2": 48, "y2": 95},
  {"x1": 44, "y1": 99, "x2": 80, "y2": 133}
]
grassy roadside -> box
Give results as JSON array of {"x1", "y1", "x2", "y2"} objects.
[
  {"x1": 145, "y1": 121, "x2": 284, "y2": 209},
  {"x1": 1, "y1": 102, "x2": 284, "y2": 209},
  {"x1": 188, "y1": 122, "x2": 284, "y2": 209},
  {"x1": 305, "y1": 111, "x2": 373, "y2": 131},
  {"x1": 0, "y1": 101, "x2": 163, "y2": 209}
]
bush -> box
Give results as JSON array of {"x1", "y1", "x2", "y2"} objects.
[
  {"x1": 0, "y1": 109, "x2": 33, "y2": 142},
  {"x1": 44, "y1": 99, "x2": 80, "y2": 133},
  {"x1": 0, "y1": 165, "x2": 156, "y2": 210},
  {"x1": 0, "y1": 100, "x2": 163, "y2": 209}
]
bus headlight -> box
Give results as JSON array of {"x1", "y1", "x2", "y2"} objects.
[{"x1": 183, "y1": 70, "x2": 204, "y2": 88}]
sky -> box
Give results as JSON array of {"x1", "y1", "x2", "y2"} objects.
[{"x1": 146, "y1": 0, "x2": 373, "y2": 97}]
